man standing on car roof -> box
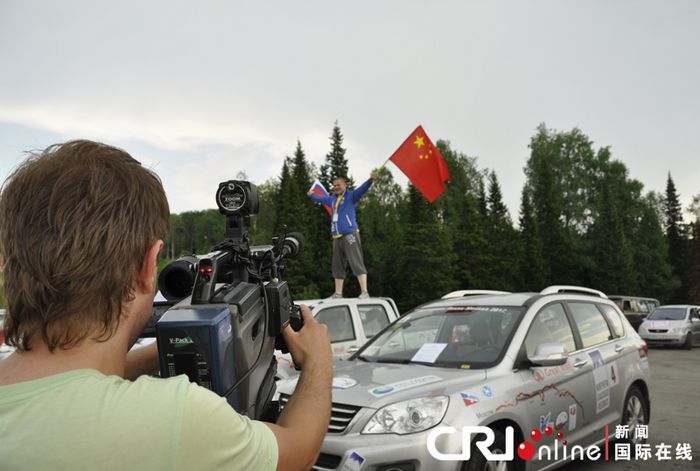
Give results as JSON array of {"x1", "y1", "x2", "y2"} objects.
[{"x1": 308, "y1": 171, "x2": 377, "y2": 299}]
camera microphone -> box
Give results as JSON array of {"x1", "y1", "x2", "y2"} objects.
[{"x1": 280, "y1": 232, "x2": 304, "y2": 259}]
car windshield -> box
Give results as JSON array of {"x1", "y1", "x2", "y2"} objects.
[
  {"x1": 356, "y1": 306, "x2": 524, "y2": 368},
  {"x1": 647, "y1": 308, "x2": 687, "y2": 321}
]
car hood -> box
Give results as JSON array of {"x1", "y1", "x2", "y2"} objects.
[{"x1": 276, "y1": 360, "x2": 487, "y2": 409}]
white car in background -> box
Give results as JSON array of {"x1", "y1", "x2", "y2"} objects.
[
  {"x1": 638, "y1": 305, "x2": 700, "y2": 349},
  {"x1": 275, "y1": 297, "x2": 400, "y2": 380}
]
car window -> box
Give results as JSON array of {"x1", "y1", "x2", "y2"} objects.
[
  {"x1": 638, "y1": 301, "x2": 650, "y2": 314},
  {"x1": 692, "y1": 308, "x2": 700, "y2": 320},
  {"x1": 647, "y1": 307, "x2": 687, "y2": 321},
  {"x1": 358, "y1": 305, "x2": 390, "y2": 338},
  {"x1": 525, "y1": 303, "x2": 576, "y2": 357},
  {"x1": 598, "y1": 304, "x2": 624, "y2": 337},
  {"x1": 568, "y1": 302, "x2": 613, "y2": 348},
  {"x1": 359, "y1": 306, "x2": 524, "y2": 368},
  {"x1": 315, "y1": 306, "x2": 355, "y2": 343}
]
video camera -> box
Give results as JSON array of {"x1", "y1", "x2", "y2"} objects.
[{"x1": 150, "y1": 180, "x2": 304, "y2": 419}]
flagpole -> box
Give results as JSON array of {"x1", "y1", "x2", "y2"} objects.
[{"x1": 376, "y1": 157, "x2": 392, "y2": 172}]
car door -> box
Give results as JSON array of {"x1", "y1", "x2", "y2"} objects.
[
  {"x1": 566, "y1": 301, "x2": 621, "y2": 435},
  {"x1": 519, "y1": 302, "x2": 595, "y2": 460},
  {"x1": 314, "y1": 305, "x2": 358, "y2": 356}
]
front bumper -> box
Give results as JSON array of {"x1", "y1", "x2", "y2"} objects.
[
  {"x1": 313, "y1": 423, "x2": 462, "y2": 471},
  {"x1": 640, "y1": 331, "x2": 686, "y2": 346}
]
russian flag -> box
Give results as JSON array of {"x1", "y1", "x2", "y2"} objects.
[{"x1": 310, "y1": 180, "x2": 332, "y2": 216}]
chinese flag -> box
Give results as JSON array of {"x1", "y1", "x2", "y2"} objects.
[{"x1": 389, "y1": 125, "x2": 451, "y2": 203}]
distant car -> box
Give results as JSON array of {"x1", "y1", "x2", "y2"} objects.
[
  {"x1": 275, "y1": 297, "x2": 400, "y2": 380},
  {"x1": 608, "y1": 295, "x2": 660, "y2": 331},
  {"x1": 441, "y1": 290, "x2": 511, "y2": 299},
  {"x1": 638, "y1": 305, "x2": 700, "y2": 349},
  {"x1": 277, "y1": 286, "x2": 651, "y2": 471}
]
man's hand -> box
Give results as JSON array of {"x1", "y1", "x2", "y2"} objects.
[
  {"x1": 370, "y1": 169, "x2": 378, "y2": 181},
  {"x1": 307, "y1": 188, "x2": 313, "y2": 196},
  {"x1": 280, "y1": 305, "x2": 332, "y2": 370},
  {"x1": 267, "y1": 305, "x2": 333, "y2": 470}
]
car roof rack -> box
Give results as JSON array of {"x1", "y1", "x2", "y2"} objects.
[{"x1": 539, "y1": 285, "x2": 607, "y2": 298}]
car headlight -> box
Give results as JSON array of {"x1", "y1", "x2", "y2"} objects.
[
  {"x1": 362, "y1": 396, "x2": 449, "y2": 435},
  {"x1": 672, "y1": 327, "x2": 686, "y2": 334}
]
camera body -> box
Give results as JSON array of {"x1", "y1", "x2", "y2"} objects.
[{"x1": 152, "y1": 180, "x2": 303, "y2": 419}]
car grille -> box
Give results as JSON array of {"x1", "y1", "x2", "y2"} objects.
[
  {"x1": 279, "y1": 393, "x2": 361, "y2": 433},
  {"x1": 649, "y1": 329, "x2": 669, "y2": 333},
  {"x1": 312, "y1": 453, "x2": 343, "y2": 470}
]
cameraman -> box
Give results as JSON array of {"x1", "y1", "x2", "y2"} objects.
[{"x1": 0, "y1": 140, "x2": 332, "y2": 471}]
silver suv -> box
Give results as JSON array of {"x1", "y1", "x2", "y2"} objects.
[{"x1": 277, "y1": 286, "x2": 651, "y2": 471}]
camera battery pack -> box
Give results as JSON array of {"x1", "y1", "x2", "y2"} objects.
[{"x1": 156, "y1": 306, "x2": 238, "y2": 408}]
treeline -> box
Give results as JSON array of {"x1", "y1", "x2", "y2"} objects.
[{"x1": 164, "y1": 122, "x2": 700, "y2": 313}]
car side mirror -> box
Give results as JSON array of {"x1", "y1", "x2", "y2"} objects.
[
  {"x1": 528, "y1": 342, "x2": 568, "y2": 367},
  {"x1": 691, "y1": 318, "x2": 699, "y2": 323}
]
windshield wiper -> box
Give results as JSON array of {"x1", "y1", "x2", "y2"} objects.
[{"x1": 369, "y1": 358, "x2": 412, "y2": 364}]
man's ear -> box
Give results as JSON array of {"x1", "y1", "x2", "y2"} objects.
[{"x1": 137, "y1": 240, "x2": 164, "y2": 294}]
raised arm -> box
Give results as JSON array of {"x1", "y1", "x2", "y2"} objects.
[
  {"x1": 350, "y1": 171, "x2": 376, "y2": 204},
  {"x1": 308, "y1": 189, "x2": 334, "y2": 206}
]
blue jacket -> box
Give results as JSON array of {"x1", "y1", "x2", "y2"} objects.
[{"x1": 311, "y1": 179, "x2": 373, "y2": 237}]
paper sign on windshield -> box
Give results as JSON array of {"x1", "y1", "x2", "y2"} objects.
[{"x1": 411, "y1": 343, "x2": 448, "y2": 363}]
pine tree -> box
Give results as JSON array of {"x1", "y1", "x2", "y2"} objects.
[
  {"x1": 633, "y1": 195, "x2": 679, "y2": 302},
  {"x1": 274, "y1": 145, "x2": 321, "y2": 298},
  {"x1": 397, "y1": 184, "x2": 456, "y2": 311},
  {"x1": 689, "y1": 221, "x2": 700, "y2": 303},
  {"x1": 319, "y1": 121, "x2": 354, "y2": 189},
  {"x1": 518, "y1": 187, "x2": 547, "y2": 291},
  {"x1": 589, "y1": 183, "x2": 637, "y2": 294},
  {"x1": 485, "y1": 171, "x2": 518, "y2": 290},
  {"x1": 525, "y1": 125, "x2": 574, "y2": 285},
  {"x1": 664, "y1": 174, "x2": 691, "y2": 302},
  {"x1": 438, "y1": 141, "x2": 490, "y2": 290},
  {"x1": 356, "y1": 167, "x2": 404, "y2": 298}
]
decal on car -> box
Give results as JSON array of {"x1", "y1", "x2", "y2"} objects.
[
  {"x1": 461, "y1": 392, "x2": 480, "y2": 406},
  {"x1": 341, "y1": 451, "x2": 365, "y2": 471},
  {"x1": 568, "y1": 404, "x2": 577, "y2": 431},
  {"x1": 333, "y1": 377, "x2": 358, "y2": 389},
  {"x1": 495, "y1": 384, "x2": 585, "y2": 422},
  {"x1": 368, "y1": 375, "x2": 442, "y2": 397}
]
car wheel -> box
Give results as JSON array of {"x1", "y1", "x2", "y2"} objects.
[
  {"x1": 461, "y1": 429, "x2": 519, "y2": 471},
  {"x1": 683, "y1": 333, "x2": 693, "y2": 350},
  {"x1": 620, "y1": 386, "x2": 648, "y2": 445}
]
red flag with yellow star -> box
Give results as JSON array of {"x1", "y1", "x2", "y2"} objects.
[{"x1": 389, "y1": 125, "x2": 451, "y2": 203}]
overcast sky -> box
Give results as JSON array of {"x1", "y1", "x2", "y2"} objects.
[{"x1": 1, "y1": 0, "x2": 698, "y2": 219}]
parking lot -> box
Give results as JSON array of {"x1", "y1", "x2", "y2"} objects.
[{"x1": 566, "y1": 346, "x2": 700, "y2": 471}]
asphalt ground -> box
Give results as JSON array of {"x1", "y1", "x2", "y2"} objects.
[{"x1": 565, "y1": 346, "x2": 700, "y2": 471}]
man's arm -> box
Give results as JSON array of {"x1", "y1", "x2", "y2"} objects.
[
  {"x1": 124, "y1": 342, "x2": 160, "y2": 380},
  {"x1": 350, "y1": 171, "x2": 377, "y2": 204},
  {"x1": 265, "y1": 306, "x2": 332, "y2": 471},
  {"x1": 308, "y1": 190, "x2": 334, "y2": 206}
]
